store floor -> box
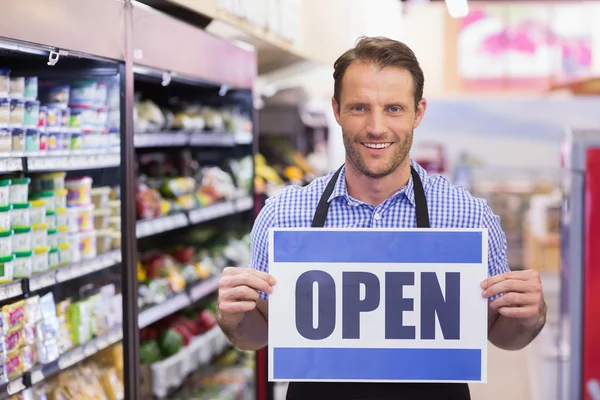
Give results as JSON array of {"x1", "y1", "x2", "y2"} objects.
[{"x1": 272, "y1": 272, "x2": 560, "y2": 400}]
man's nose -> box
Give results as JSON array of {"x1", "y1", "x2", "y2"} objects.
[{"x1": 366, "y1": 111, "x2": 386, "y2": 137}]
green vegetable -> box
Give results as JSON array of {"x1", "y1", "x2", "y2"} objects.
[
  {"x1": 159, "y1": 328, "x2": 183, "y2": 357},
  {"x1": 140, "y1": 341, "x2": 163, "y2": 364}
]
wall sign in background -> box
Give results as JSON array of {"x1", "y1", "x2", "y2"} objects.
[{"x1": 268, "y1": 228, "x2": 489, "y2": 383}]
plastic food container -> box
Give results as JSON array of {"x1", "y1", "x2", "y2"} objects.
[
  {"x1": 32, "y1": 247, "x2": 49, "y2": 274},
  {"x1": 29, "y1": 200, "x2": 46, "y2": 225},
  {"x1": 93, "y1": 208, "x2": 111, "y2": 230},
  {"x1": 0, "y1": 254, "x2": 15, "y2": 283},
  {"x1": 61, "y1": 130, "x2": 72, "y2": 151},
  {"x1": 78, "y1": 230, "x2": 96, "y2": 260},
  {"x1": 0, "y1": 127, "x2": 11, "y2": 153},
  {"x1": 30, "y1": 191, "x2": 55, "y2": 213},
  {"x1": 108, "y1": 216, "x2": 121, "y2": 231},
  {"x1": 31, "y1": 172, "x2": 66, "y2": 192},
  {"x1": 13, "y1": 226, "x2": 31, "y2": 252},
  {"x1": 25, "y1": 129, "x2": 39, "y2": 152},
  {"x1": 48, "y1": 247, "x2": 59, "y2": 269},
  {"x1": 40, "y1": 84, "x2": 70, "y2": 108},
  {"x1": 68, "y1": 233, "x2": 81, "y2": 263},
  {"x1": 0, "y1": 205, "x2": 11, "y2": 231},
  {"x1": 61, "y1": 109, "x2": 70, "y2": 128},
  {"x1": 58, "y1": 243, "x2": 71, "y2": 266},
  {"x1": 77, "y1": 204, "x2": 94, "y2": 231},
  {"x1": 10, "y1": 99, "x2": 24, "y2": 126},
  {"x1": 0, "y1": 179, "x2": 10, "y2": 207},
  {"x1": 39, "y1": 130, "x2": 48, "y2": 152},
  {"x1": 47, "y1": 131, "x2": 61, "y2": 151},
  {"x1": 46, "y1": 107, "x2": 62, "y2": 128},
  {"x1": 57, "y1": 226, "x2": 68, "y2": 246},
  {"x1": 37, "y1": 106, "x2": 47, "y2": 129},
  {"x1": 70, "y1": 81, "x2": 97, "y2": 107},
  {"x1": 70, "y1": 131, "x2": 82, "y2": 150},
  {"x1": 70, "y1": 107, "x2": 95, "y2": 129},
  {"x1": 31, "y1": 223, "x2": 48, "y2": 249},
  {"x1": 107, "y1": 200, "x2": 120, "y2": 217},
  {"x1": 96, "y1": 229, "x2": 112, "y2": 254},
  {"x1": 0, "y1": 230, "x2": 12, "y2": 257},
  {"x1": 111, "y1": 231, "x2": 121, "y2": 250},
  {"x1": 55, "y1": 189, "x2": 67, "y2": 209},
  {"x1": 24, "y1": 77, "x2": 38, "y2": 101},
  {"x1": 65, "y1": 177, "x2": 92, "y2": 206},
  {"x1": 24, "y1": 101, "x2": 40, "y2": 128},
  {"x1": 55, "y1": 208, "x2": 67, "y2": 229},
  {"x1": 48, "y1": 229, "x2": 57, "y2": 249},
  {"x1": 10, "y1": 77, "x2": 24, "y2": 99},
  {"x1": 10, "y1": 203, "x2": 30, "y2": 229},
  {"x1": 9, "y1": 178, "x2": 30, "y2": 204},
  {"x1": 11, "y1": 128, "x2": 24, "y2": 152},
  {"x1": 0, "y1": 99, "x2": 10, "y2": 125},
  {"x1": 90, "y1": 187, "x2": 111, "y2": 209},
  {"x1": 66, "y1": 207, "x2": 79, "y2": 233},
  {"x1": 13, "y1": 251, "x2": 32, "y2": 278},
  {"x1": 46, "y1": 211, "x2": 56, "y2": 231},
  {"x1": 0, "y1": 69, "x2": 10, "y2": 97}
]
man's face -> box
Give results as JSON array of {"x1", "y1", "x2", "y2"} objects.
[{"x1": 332, "y1": 61, "x2": 427, "y2": 179}]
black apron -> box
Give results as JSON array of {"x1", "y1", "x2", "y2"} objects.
[{"x1": 286, "y1": 165, "x2": 471, "y2": 400}]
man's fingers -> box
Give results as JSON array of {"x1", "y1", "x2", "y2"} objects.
[
  {"x1": 497, "y1": 305, "x2": 539, "y2": 320},
  {"x1": 481, "y1": 269, "x2": 540, "y2": 289},
  {"x1": 248, "y1": 268, "x2": 277, "y2": 285},
  {"x1": 489, "y1": 292, "x2": 538, "y2": 310},
  {"x1": 219, "y1": 300, "x2": 257, "y2": 314},
  {"x1": 482, "y1": 279, "x2": 534, "y2": 298},
  {"x1": 223, "y1": 274, "x2": 274, "y2": 295},
  {"x1": 222, "y1": 267, "x2": 277, "y2": 286},
  {"x1": 222, "y1": 286, "x2": 260, "y2": 302}
]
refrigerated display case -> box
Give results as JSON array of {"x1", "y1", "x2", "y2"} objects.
[{"x1": 559, "y1": 127, "x2": 600, "y2": 400}]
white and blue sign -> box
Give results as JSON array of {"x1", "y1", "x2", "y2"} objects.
[{"x1": 268, "y1": 228, "x2": 489, "y2": 383}]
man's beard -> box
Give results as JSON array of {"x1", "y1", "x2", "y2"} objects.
[{"x1": 342, "y1": 131, "x2": 413, "y2": 179}]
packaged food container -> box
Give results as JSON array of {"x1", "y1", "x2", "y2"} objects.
[
  {"x1": 13, "y1": 227, "x2": 31, "y2": 252},
  {"x1": 57, "y1": 226, "x2": 68, "y2": 246},
  {"x1": 78, "y1": 230, "x2": 96, "y2": 260},
  {"x1": 0, "y1": 254, "x2": 15, "y2": 283},
  {"x1": 65, "y1": 177, "x2": 92, "y2": 206},
  {"x1": 9, "y1": 178, "x2": 30, "y2": 204},
  {"x1": 37, "y1": 106, "x2": 47, "y2": 129},
  {"x1": 69, "y1": 81, "x2": 97, "y2": 107},
  {"x1": 39, "y1": 130, "x2": 48, "y2": 152},
  {"x1": 68, "y1": 233, "x2": 81, "y2": 263},
  {"x1": 9, "y1": 77, "x2": 24, "y2": 99},
  {"x1": 111, "y1": 231, "x2": 121, "y2": 250},
  {"x1": 0, "y1": 205, "x2": 11, "y2": 231},
  {"x1": 61, "y1": 130, "x2": 72, "y2": 150},
  {"x1": 0, "y1": 98, "x2": 10, "y2": 125},
  {"x1": 46, "y1": 107, "x2": 62, "y2": 128},
  {"x1": 0, "y1": 179, "x2": 10, "y2": 207},
  {"x1": 25, "y1": 129, "x2": 39, "y2": 152},
  {"x1": 32, "y1": 247, "x2": 49, "y2": 274},
  {"x1": 95, "y1": 81, "x2": 108, "y2": 106},
  {"x1": 54, "y1": 189, "x2": 67, "y2": 209},
  {"x1": 108, "y1": 216, "x2": 121, "y2": 231},
  {"x1": 24, "y1": 77, "x2": 38, "y2": 101},
  {"x1": 96, "y1": 229, "x2": 112, "y2": 254},
  {"x1": 96, "y1": 106, "x2": 108, "y2": 127},
  {"x1": 48, "y1": 247, "x2": 59, "y2": 269},
  {"x1": 61, "y1": 108, "x2": 70, "y2": 128},
  {"x1": 23, "y1": 101, "x2": 39, "y2": 128},
  {"x1": 69, "y1": 107, "x2": 95, "y2": 129},
  {"x1": 0, "y1": 127, "x2": 11, "y2": 152},
  {"x1": 29, "y1": 200, "x2": 46, "y2": 225},
  {"x1": 31, "y1": 172, "x2": 65, "y2": 192},
  {"x1": 31, "y1": 223, "x2": 48, "y2": 249},
  {"x1": 10, "y1": 203, "x2": 30, "y2": 228},
  {"x1": 10, "y1": 99, "x2": 24, "y2": 126},
  {"x1": 39, "y1": 84, "x2": 70, "y2": 108},
  {"x1": 70, "y1": 131, "x2": 82, "y2": 150},
  {"x1": 66, "y1": 207, "x2": 79, "y2": 233},
  {"x1": 90, "y1": 187, "x2": 111, "y2": 209},
  {"x1": 0, "y1": 230, "x2": 12, "y2": 257},
  {"x1": 47, "y1": 131, "x2": 61, "y2": 151},
  {"x1": 11, "y1": 128, "x2": 24, "y2": 152},
  {"x1": 46, "y1": 210, "x2": 56, "y2": 231},
  {"x1": 47, "y1": 229, "x2": 57, "y2": 249},
  {"x1": 13, "y1": 251, "x2": 32, "y2": 278},
  {"x1": 107, "y1": 200, "x2": 120, "y2": 217},
  {"x1": 0, "y1": 69, "x2": 10, "y2": 97},
  {"x1": 77, "y1": 203, "x2": 94, "y2": 231},
  {"x1": 55, "y1": 208, "x2": 67, "y2": 228},
  {"x1": 93, "y1": 208, "x2": 111, "y2": 230},
  {"x1": 29, "y1": 191, "x2": 55, "y2": 213},
  {"x1": 58, "y1": 243, "x2": 70, "y2": 266}
]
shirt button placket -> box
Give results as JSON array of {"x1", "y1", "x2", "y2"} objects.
[{"x1": 373, "y1": 212, "x2": 382, "y2": 226}]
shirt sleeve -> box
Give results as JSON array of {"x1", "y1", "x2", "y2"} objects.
[
  {"x1": 249, "y1": 198, "x2": 277, "y2": 300},
  {"x1": 482, "y1": 205, "x2": 510, "y2": 277}
]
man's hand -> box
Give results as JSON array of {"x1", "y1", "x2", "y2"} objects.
[
  {"x1": 216, "y1": 267, "x2": 277, "y2": 331},
  {"x1": 481, "y1": 270, "x2": 546, "y2": 328}
]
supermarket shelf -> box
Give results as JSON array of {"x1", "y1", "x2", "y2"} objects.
[
  {"x1": 136, "y1": 196, "x2": 254, "y2": 238},
  {"x1": 0, "y1": 250, "x2": 122, "y2": 301},
  {"x1": 134, "y1": 131, "x2": 253, "y2": 148},
  {"x1": 139, "y1": 276, "x2": 220, "y2": 329},
  {"x1": 0, "y1": 325, "x2": 123, "y2": 400},
  {"x1": 0, "y1": 149, "x2": 121, "y2": 173}
]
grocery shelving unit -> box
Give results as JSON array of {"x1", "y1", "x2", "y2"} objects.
[{"x1": 0, "y1": 0, "x2": 257, "y2": 399}]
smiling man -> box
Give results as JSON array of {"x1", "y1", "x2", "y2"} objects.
[{"x1": 216, "y1": 36, "x2": 547, "y2": 400}]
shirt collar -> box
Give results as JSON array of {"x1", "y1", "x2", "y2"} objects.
[{"x1": 327, "y1": 159, "x2": 428, "y2": 207}]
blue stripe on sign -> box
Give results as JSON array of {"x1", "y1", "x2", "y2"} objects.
[
  {"x1": 273, "y1": 347, "x2": 482, "y2": 381},
  {"x1": 273, "y1": 230, "x2": 483, "y2": 264}
]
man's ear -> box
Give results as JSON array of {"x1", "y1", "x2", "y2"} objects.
[
  {"x1": 331, "y1": 96, "x2": 341, "y2": 125},
  {"x1": 413, "y1": 98, "x2": 427, "y2": 129}
]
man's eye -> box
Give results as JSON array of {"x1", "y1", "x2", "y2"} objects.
[
  {"x1": 389, "y1": 106, "x2": 400, "y2": 112},
  {"x1": 353, "y1": 106, "x2": 364, "y2": 112}
]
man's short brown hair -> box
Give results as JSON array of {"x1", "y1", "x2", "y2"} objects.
[{"x1": 333, "y1": 36, "x2": 424, "y2": 109}]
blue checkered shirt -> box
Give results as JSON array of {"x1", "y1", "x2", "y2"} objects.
[{"x1": 251, "y1": 160, "x2": 509, "y2": 300}]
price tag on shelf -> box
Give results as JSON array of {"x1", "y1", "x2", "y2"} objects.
[
  {"x1": 109, "y1": 328, "x2": 122, "y2": 344},
  {"x1": 30, "y1": 368, "x2": 44, "y2": 385},
  {"x1": 6, "y1": 282, "x2": 22, "y2": 299},
  {"x1": 84, "y1": 341, "x2": 97, "y2": 357},
  {"x1": 6, "y1": 158, "x2": 23, "y2": 171},
  {"x1": 59, "y1": 347, "x2": 84, "y2": 370},
  {"x1": 96, "y1": 334, "x2": 109, "y2": 350},
  {"x1": 30, "y1": 271, "x2": 56, "y2": 292},
  {"x1": 6, "y1": 377, "x2": 25, "y2": 395}
]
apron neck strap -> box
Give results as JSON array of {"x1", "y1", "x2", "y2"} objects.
[{"x1": 311, "y1": 164, "x2": 430, "y2": 229}]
